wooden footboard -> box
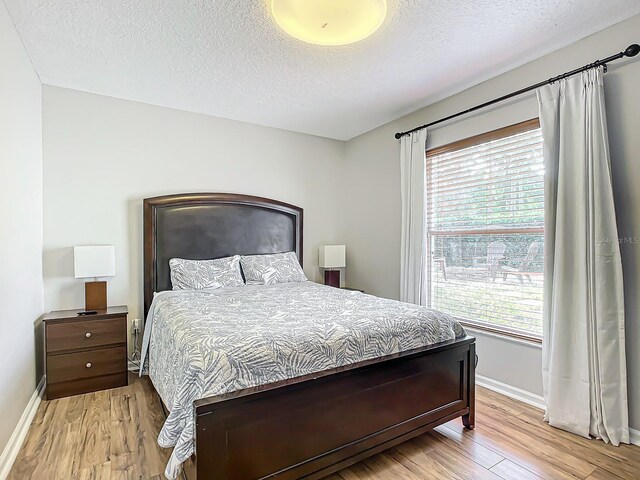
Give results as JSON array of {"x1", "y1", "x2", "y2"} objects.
[{"x1": 186, "y1": 335, "x2": 476, "y2": 480}]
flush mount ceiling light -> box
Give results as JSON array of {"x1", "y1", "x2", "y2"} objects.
[{"x1": 271, "y1": 0, "x2": 387, "y2": 46}]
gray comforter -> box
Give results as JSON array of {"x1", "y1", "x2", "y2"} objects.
[{"x1": 141, "y1": 282, "x2": 465, "y2": 479}]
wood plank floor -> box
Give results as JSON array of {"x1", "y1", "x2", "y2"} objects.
[{"x1": 8, "y1": 374, "x2": 639, "y2": 479}]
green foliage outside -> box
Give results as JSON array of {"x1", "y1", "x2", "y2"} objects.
[{"x1": 428, "y1": 135, "x2": 545, "y2": 335}]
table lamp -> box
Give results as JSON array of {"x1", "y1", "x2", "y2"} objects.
[
  {"x1": 319, "y1": 245, "x2": 346, "y2": 288},
  {"x1": 74, "y1": 245, "x2": 115, "y2": 312}
]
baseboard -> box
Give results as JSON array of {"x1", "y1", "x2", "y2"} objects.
[
  {"x1": 476, "y1": 374, "x2": 546, "y2": 410},
  {"x1": 476, "y1": 375, "x2": 640, "y2": 447},
  {"x1": 0, "y1": 376, "x2": 46, "y2": 480}
]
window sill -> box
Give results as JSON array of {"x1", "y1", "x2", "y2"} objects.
[{"x1": 457, "y1": 320, "x2": 542, "y2": 345}]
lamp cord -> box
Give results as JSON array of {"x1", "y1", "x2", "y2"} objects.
[{"x1": 128, "y1": 326, "x2": 142, "y2": 371}]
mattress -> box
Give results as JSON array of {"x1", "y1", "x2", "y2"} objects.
[{"x1": 140, "y1": 281, "x2": 465, "y2": 479}]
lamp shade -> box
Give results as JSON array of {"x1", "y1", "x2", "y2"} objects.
[
  {"x1": 74, "y1": 245, "x2": 116, "y2": 278},
  {"x1": 319, "y1": 245, "x2": 346, "y2": 269}
]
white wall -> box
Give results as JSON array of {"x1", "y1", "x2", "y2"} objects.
[
  {"x1": 343, "y1": 15, "x2": 640, "y2": 429},
  {"x1": 0, "y1": 0, "x2": 43, "y2": 453},
  {"x1": 42, "y1": 87, "x2": 346, "y2": 336}
]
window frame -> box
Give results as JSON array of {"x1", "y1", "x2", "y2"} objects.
[{"x1": 425, "y1": 118, "x2": 543, "y2": 344}]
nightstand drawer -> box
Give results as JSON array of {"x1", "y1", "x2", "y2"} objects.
[
  {"x1": 47, "y1": 346, "x2": 126, "y2": 384},
  {"x1": 47, "y1": 317, "x2": 126, "y2": 352}
]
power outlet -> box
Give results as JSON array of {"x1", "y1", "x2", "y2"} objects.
[{"x1": 132, "y1": 318, "x2": 141, "y2": 334}]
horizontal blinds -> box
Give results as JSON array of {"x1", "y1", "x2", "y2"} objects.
[{"x1": 426, "y1": 125, "x2": 544, "y2": 336}]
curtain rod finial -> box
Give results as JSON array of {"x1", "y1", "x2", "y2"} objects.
[
  {"x1": 395, "y1": 132, "x2": 403, "y2": 139},
  {"x1": 624, "y1": 44, "x2": 640, "y2": 57}
]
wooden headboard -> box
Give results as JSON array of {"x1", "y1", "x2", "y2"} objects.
[{"x1": 143, "y1": 193, "x2": 303, "y2": 316}]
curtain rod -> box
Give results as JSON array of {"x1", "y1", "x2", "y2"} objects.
[{"x1": 394, "y1": 43, "x2": 640, "y2": 140}]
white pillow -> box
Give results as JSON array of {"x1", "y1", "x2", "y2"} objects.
[
  {"x1": 240, "y1": 252, "x2": 307, "y2": 285},
  {"x1": 169, "y1": 255, "x2": 244, "y2": 290}
]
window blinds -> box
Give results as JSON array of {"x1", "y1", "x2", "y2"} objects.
[{"x1": 426, "y1": 123, "x2": 544, "y2": 336}]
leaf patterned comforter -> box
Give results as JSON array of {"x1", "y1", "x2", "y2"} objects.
[{"x1": 140, "y1": 281, "x2": 466, "y2": 479}]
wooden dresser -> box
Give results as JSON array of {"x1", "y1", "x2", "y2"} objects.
[{"x1": 44, "y1": 305, "x2": 128, "y2": 399}]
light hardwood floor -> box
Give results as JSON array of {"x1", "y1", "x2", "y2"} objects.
[{"x1": 8, "y1": 374, "x2": 640, "y2": 479}]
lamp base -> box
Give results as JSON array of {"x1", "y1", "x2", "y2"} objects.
[
  {"x1": 324, "y1": 270, "x2": 340, "y2": 288},
  {"x1": 85, "y1": 281, "x2": 107, "y2": 310}
]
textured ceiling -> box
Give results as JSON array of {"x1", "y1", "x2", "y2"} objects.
[{"x1": 5, "y1": 0, "x2": 640, "y2": 140}]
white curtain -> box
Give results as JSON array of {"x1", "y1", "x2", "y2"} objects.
[
  {"x1": 400, "y1": 128, "x2": 427, "y2": 305},
  {"x1": 538, "y1": 67, "x2": 629, "y2": 445}
]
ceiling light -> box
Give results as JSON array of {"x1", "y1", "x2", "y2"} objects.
[{"x1": 271, "y1": 0, "x2": 387, "y2": 46}]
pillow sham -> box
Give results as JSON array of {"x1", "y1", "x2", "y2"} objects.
[
  {"x1": 240, "y1": 251, "x2": 307, "y2": 286},
  {"x1": 169, "y1": 255, "x2": 244, "y2": 290}
]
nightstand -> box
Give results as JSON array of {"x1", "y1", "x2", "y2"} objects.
[{"x1": 44, "y1": 305, "x2": 128, "y2": 399}]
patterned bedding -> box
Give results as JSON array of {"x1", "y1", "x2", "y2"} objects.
[{"x1": 140, "y1": 281, "x2": 465, "y2": 479}]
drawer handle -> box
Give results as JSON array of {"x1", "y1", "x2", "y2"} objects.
[
  {"x1": 86, "y1": 362, "x2": 92, "y2": 368},
  {"x1": 85, "y1": 332, "x2": 92, "y2": 338}
]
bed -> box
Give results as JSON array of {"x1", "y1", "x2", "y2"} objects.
[{"x1": 143, "y1": 193, "x2": 476, "y2": 480}]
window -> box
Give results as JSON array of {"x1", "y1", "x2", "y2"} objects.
[{"x1": 426, "y1": 119, "x2": 544, "y2": 341}]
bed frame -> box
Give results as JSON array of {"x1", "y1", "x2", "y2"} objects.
[{"x1": 143, "y1": 193, "x2": 475, "y2": 480}]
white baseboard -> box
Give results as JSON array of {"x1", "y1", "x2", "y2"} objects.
[
  {"x1": 476, "y1": 374, "x2": 546, "y2": 410},
  {"x1": 477, "y1": 375, "x2": 640, "y2": 447},
  {"x1": 128, "y1": 360, "x2": 141, "y2": 372},
  {"x1": 0, "y1": 376, "x2": 46, "y2": 480}
]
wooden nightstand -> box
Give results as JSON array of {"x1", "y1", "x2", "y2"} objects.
[{"x1": 44, "y1": 305, "x2": 128, "y2": 399}]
